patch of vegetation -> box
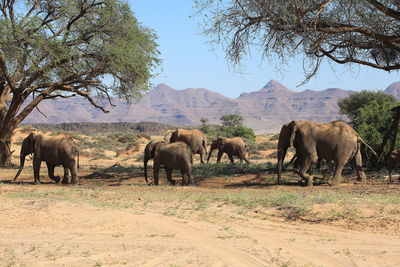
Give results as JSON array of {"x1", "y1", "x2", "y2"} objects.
[
  {"x1": 25, "y1": 122, "x2": 176, "y2": 135},
  {"x1": 257, "y1": 141, "x2": 276, "y2": 151},
  {"x1": 193, "y1": 163, "x2": 276, "y2": 178},
  {"x1": 3, "y1": 185, "x2": 400, "y2": 225},
  {"x1": 207, "y1": 125, "x2": 256, "y2": 143},
  {"x1": 338, "y1": 91, "x2": 399, "y2": 162},
  {"x1": 277, "y1": 204, "x2": 310, "y2": 221}
]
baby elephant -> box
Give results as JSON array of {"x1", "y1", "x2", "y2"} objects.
[
  {"x1": 143, "y1": 141, "x2": 193, "y2": 185},
  {"x1": 387, "y1": 149, "x2": 400, "y2": 183},
  {"x1": 207, "y1": 136, "x2": 249, "y2": 163}
]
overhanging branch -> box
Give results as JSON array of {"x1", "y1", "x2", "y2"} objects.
[{"x1": 319, "y1": 46, "x2": 400, "y2": 71}]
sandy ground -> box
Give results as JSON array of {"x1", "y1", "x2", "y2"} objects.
[
  {"x1": 1, "y1": 166, "x2": 400, "y2": 267},
  {"x1": 2, "y1": 197, "x2": 400, "y2": 267}
]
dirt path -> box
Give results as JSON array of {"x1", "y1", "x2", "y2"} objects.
[{"x1": 1, "y1": 196, "x2": 400, "y2": 267}]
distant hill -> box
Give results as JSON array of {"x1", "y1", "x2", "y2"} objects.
[
  {"x1": 384, "y1": 82, "x2": 400, "y2": 99},
  {"x1": 23, "y1": 80, "x2": 399, "y2": 133}
]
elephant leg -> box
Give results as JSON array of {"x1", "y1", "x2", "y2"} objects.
[
  {"x1": 199, "y1": 152, "x2": 205, "y2": 164},
  {"x1": 353, "y1": 151, "x2": 366, "y2": 183},
  {"x1": 243, "y1": 153, "x2": 250, "y2": 164},
  {"x1": 33, "y1": 160, "x2": 42, "y2": 184},
  {"x1": 329, "y1": 161, "x2": 346, "y2": 186},
  {"x1": 181, "y1": 170, "x2": 186, "y2": 186},
  {"x1": 299, "y1": 156, "x2": 317, "y2": 186},
  {"x1": 217, "y1": 150, "x2": 224, "y2": 163},
  {"x1": 153, "y1": 161, "x2": 160, "y2": 185},
  {"x1": 46, "y1": 162, "x2": 60, "y2": 183},
  {"x1": 187, "y1": 169, "x2": 193, "y2": 185},
  {"x1": 62, "y1": 167, "x2": 70, "y2": 184},
  {"x1": 186, "y1": 164, "x2": 193, "y2": 185},
  {"x1": 68, "y1": 159, "x2": 78, "y2": 184},
  {"x1": 228, "y1": 154, "x2": 234, "y2": 163},
  {"x1": 165, "y1": 167, "x2": 176, "y2": 185}
]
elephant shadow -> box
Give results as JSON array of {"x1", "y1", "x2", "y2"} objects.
[
  {"x1": 223, "y1": 173, "x2": 329, "y2": 188},
  {"x1": 0, "y1": 180, "x2": 56, "y2": 185}
]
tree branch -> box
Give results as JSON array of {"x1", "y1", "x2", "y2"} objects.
[
  {"x1": 367, "y1": 0, "x2": 400, "y2": 21},
  {"x1": 319, "y1": 46, "x2": 400, "y2": 71},
  {"x1": 0, "y1": 55, "x2": 15, "y2": 93}
]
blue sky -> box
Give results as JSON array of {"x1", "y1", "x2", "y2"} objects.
[{"x1": 130, "y1": 1, "x2": 400, "y2": 98}]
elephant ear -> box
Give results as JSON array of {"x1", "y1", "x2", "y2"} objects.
[
  {"x1": 33, "y1": 134, "x2": 43, "y2": 158},
  {"x1": 144, "y1": 141, "x2": 154, "y2": 158},
  {"x1": 27, "y1": 132, "x2": 35, "y2": 155},
  {"x1": 220, "y1": 137, "x2": 227, "y2": 146}
]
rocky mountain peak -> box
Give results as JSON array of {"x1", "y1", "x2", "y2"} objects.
[
  {"x1": 151, "y1": 83, "x2": 174, "y2": 92},
  {"x1": 384, "y1": 82, "x2": 400, "y2": 99},
  {"x1": 258, "y1": 80, "x2": 294, "y2": 95},
  {"x1": 260, "y1": 79, "x2": 293, "y2": 93}
]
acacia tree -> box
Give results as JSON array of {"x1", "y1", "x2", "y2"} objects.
[
  {"x1": 194, "y1": 0, "x2": 400, "y2": 83},
  {"x1": 220, "y1": 114, "x2": 243, "y2": 127},
  {"x1": 0, "y1": 0, "x2": 160, "y2": 166}
]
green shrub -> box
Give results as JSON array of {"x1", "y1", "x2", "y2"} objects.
[{"x1": 206, "y1": 125, "x2": 256, "y2": 142}]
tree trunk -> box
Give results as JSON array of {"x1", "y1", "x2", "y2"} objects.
[{"x1": 0, "y1": 133, "x2": 12, "y2": 166}]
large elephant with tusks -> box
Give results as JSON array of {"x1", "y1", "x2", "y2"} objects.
[{"x1": 277, "y1": 120, "x2": 376, "y2": 186}]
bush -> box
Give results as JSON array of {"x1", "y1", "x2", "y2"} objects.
[{"x1": 206, "y1": 125, "x2": 256, "y2": 143}]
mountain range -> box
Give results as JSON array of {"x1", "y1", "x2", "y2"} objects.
[{"x1": 23, "y1": 80, "x2": 400, "y2": 133}]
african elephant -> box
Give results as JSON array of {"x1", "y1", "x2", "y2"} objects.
[
  {"x1": 164, "y1": 129, "x2": 207, "y2": 163},
  {"x1": 277, "y1": 120, "x2": 375, "y2": 186},
  {"x1": 144, "y1": 141, "x2": 193, "y2": 185},
  {"x1": 207, "y1": 136, "x2": 249, "y2": 163},
  {"x1": 13, "y1": 133, "x2": 79, "y2": 184},
  {"x1": 387, "y1": 149, "x2": 400, "y2": 183}
]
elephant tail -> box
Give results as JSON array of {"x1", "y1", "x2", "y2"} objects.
[
  {"x1": 203, "y1": 139, "x2": 207, "y2": 154},
  {"x1": 358, "y1": 136, "x2": 377, "y2": 157}
]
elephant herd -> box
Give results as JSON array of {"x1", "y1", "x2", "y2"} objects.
[
  {"x1": 11, "y1": 120, "x2": 400, "y2": 186},
  {"x1": 143, "y1": 129, "x2": 249, "y2": 185}
]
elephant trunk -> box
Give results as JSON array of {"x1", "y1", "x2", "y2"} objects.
[
  {"x1": 207, "y1": 147, "x2": 215, "y2": 163},
  {"x1": 277, "y1": 147, "x2": 288, "y2": 185},
  {"x1": 13, "y1": 156, "x2": 26, "y2": 182}
]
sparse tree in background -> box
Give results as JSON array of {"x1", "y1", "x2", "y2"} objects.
[
  {"x1": 0, "y1": 0, "x2": 160, "y2": 166},
  {"x1": 206, "y1": 114, "x2": 255, "y2": 142},
  {"x1": 220, "y1": 114, "x2": 243, "y2": 127},
  {"x1": 194, "y1": 0, "x2": 400, "y2": 84},
  {"x1": 200, "y1": 117, "x2": 210, "y2": 133}
]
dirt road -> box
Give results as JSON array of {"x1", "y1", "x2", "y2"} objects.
[{"x1": 1, "y1": 190, "x2": 400, "y2": 267}]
